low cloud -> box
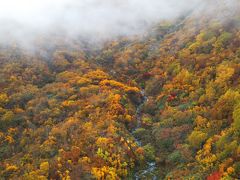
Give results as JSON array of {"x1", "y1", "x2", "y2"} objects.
[{"x1": 0, "y1": 0, "x2": 238, "y2": 47}]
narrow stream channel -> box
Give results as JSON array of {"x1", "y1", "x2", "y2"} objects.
[
  {"x1": 109, "y1": 70, "x2": 158, "y2": 179},
  {"x1": 132, "y1": 90, "x2": 157, "y2": 180}
]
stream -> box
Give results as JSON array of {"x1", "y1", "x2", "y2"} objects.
[
  {"x1": 132, "y1": 90, "x2": 157, "y2": 180},
  {"x1": 109, "y1": 70, "x2": 158, "y2": 179}
]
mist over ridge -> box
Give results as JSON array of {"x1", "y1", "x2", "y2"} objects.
[
  {"x1": 0, "y1": 0, "x2": 239, "y2": 47},
  {"x1": 0, "y1": 0, "x2": 202, "y2": 45}
]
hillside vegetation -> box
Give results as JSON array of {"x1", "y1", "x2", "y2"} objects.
[{"x1": 0, "y1": 2, "x2": 240, "y2": 179}]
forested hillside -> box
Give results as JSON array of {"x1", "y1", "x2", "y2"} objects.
[{"x1": 0, "y1": 1, "x2": 240, "y2": 179}]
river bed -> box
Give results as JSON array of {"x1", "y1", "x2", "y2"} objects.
[{"x1": 132, "y1": 90, "x2": 157, "y2": 180}]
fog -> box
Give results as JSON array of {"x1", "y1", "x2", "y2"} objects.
[
  {"x1": 0, "y1": 0, "x2": 238, "y2": 47},
  {"x1": 0, "y1": 0, "x2": 202, "y2": 45}
]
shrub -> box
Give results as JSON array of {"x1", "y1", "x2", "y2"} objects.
[
  {"x1": 143, "y1": 144, "x2": 156, "y2": 161},
  {"x1": 187, "y1": 130, "x2": 207, "y2": 149}
]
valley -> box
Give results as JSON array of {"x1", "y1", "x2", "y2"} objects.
[{"x1": 0, "y1": 1, "x2": 240, "y2": 179}]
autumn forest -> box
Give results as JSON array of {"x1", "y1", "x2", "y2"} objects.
[{"x1": 0, "y1": 0, "x2": 240, "y2": 179}]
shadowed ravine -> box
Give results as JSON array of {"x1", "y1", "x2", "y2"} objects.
[{"x1": 132, "y1": 90, "x2": 157, "y2": 180}]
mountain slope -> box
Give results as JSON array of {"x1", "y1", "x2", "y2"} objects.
[{"x1": 0, "y1": 1, "x2": 240, "y2": 179}]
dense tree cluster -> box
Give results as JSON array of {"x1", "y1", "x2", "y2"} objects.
[
  {"x1": 0, "y1": 3, "x2": 240, "y2": 179},
  {"x1": 93, "y1": 8, "x2": 240, "y2": 179},
  {"x1": 0, "y1": 47, "x2": 143, "y2": 179}
]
